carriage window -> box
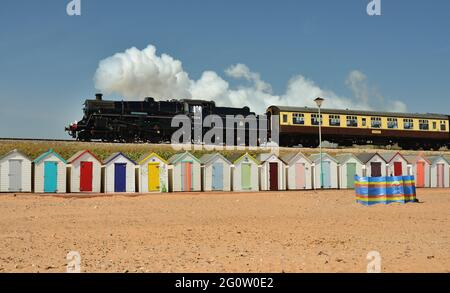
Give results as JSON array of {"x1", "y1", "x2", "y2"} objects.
[
  {"x1": 371, "y1": 117, "x2": 382, "y2": 128},
  {"x1": 329, "y1": 115, "x2": 341, "y2": 127},
  {"x1": 433, "y1": 121, "x2": 437, "y2": 129},
  {"x1": 441, "y1": 121, "x2": 447, "y2": 131},
  {"x1": 403, "y1": 119, "x2": 414, "y2": 129},
  {"x1": 362, "y1": 118, "x2": 367, "y2": 127},
  {"x1": 346, "y1": 116, "x2": 358, "y2": 127},
  {"x1": 387, "y1": 118, "x2": 398, "y2": 129},
  {"x1": 311, "y1": 114, "x2": 322, "y2": 126},
  {"x1": 419, "y1": 120, "x2": 429, "y2": 130},
  {"x1": 292, "y1": 113, "x2": 305, "y2": 125},
  {"x1": 282, "y1": 114, "x2": 288, "y2": 123}
]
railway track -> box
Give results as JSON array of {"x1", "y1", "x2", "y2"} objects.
[{"x1": 0, "y1": 138, "x2": 77, "y2": 143}]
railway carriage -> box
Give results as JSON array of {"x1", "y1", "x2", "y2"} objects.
[{"x1": 267, "y1": 106, "x2": 450, "y2": 150}]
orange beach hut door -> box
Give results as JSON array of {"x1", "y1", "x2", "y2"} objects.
[
  {"x1": 181, "y1": 162, "x2": 193, "y2": 191},
  {"x1": 148, "y1": 163, "x2": 160, "y2": 191},
  {"x1": 416, "y1": 162, "x2": 425, "y2": 188}
]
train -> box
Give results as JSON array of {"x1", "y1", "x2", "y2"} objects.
[{"x1": 67, "y1": 94, "x2": 450, "y2": 150}]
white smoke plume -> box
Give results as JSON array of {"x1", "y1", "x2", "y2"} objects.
[{"x1": 94, "y1": 44, "x2": 407, "y2": 113}]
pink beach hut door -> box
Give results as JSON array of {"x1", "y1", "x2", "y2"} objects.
[
  {"x1": 295, "y1": 163, "x2": 306, "y2": 189},
  {"x1": 437, "y1": 163, "x2": 444, "y2": 188}
]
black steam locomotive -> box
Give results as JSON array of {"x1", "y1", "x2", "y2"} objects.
[{"x1": 66, "y1": 94, "x2": 262, "y2": 144}]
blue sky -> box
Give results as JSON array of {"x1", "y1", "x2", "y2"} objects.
[{"x1": 0, "y1": 0, "x2": 449, "y2": 138}]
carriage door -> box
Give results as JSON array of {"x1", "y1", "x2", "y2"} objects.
[
  {"x1": 114, "y1": 163, "x2": 127, "y2": 192},
  {"x1": 371, "y1": 162, "x2": 382, "y2": 177},
  {"x1": 241, "y1": 163, "x2": 252, "y2": 190},
  {"x1": 416, "y1": 162, "x2": 425, "y2": 188},
  {"x1": 9, "y1": 160, "x2": 22, "y2": 192},
  {"x1": 437, "y1": 163, "x2": 444, "y2": 188},
  {"x1": 295, "y1": 163, "x2": 306, "y2": 189},
  {"x1": 44, "y1": 161, "x2": 58, "y2": 193},
  {"x1": 269, "y1": 162, "x2": 278, "y2": 191},
  {"x1": 346, "y1": 163, "x2": 357, "y2": 189},
  {"x1": 80, "y1": 162, "x2": 93, "y2": 192},
  {"x1": 212, "y1": 163, "x2": 223, "y2": 191},
  {"x1": 394, "y1": 162, "x2": 403, "y2": 176}
]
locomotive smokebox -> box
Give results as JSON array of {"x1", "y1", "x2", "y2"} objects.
[{"x1": 95, "y1": 93, "x2": 103, "y2": 101}]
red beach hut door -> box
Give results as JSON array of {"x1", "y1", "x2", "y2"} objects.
[
  {"x1": 394, "y1": 162, "x2": 403, "y2": 176},
  {"x1": 80, "y1": 161, "x2": 93, "y2": 192}
]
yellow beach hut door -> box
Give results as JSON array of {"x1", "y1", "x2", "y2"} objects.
[{"x1": 148, "y1": 163, "x2": 160, "y2": 191}]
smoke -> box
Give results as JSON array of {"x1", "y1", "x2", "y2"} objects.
[{"x1": 94, "y1": 44, "x2": 407, "y2": 113}]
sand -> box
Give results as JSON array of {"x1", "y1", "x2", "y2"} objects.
[{"x1": 0, "y1": 189, "x2": 449, "y2": 273}]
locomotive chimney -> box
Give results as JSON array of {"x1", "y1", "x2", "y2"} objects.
[{"x1": 95, "y1": 93, "x2": 103, "y2": 101}]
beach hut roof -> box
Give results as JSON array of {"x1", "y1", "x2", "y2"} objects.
[
  {"x1": 256, "y1": 153, "x2": 286, "y2": 164},
  {"x1": 280, "y1": 152, "x2": 311, "y2": 165},
  {"x1": 200, "y1": 153, "x2": 231, "y2": 165},
  {"x1": 379, "y1": 152, "x2": 407, "y2": 163},
  {"x1": 0, "y1": 149, "x2": 31, "y2": 162},
  {"x1": 138, "y1": 152, "x2": 168, "y2": 165},
  {"x1": 335, "y1": 153, "x2": 363, "y2": 165},
  {"x1": 403, "y1": 154, "x2": 431, "y2": 164},
  {"x1": 67, "y1": 150, "x2": 101, "y2": 164},
  {"x1": 33, "y1": 149, "x2": 67, "y2": 164},
  {"x1": 356, "y1": 153, "x2": 384, "y2": 164},
  {"x1": 428, "y1": 155, "x2": 450, "y2": 165},
  {"x1": 309, "y1": 153, "x2": 338, "y2": 164},
  {"x1": 228, "y1": 153, "x2": 259, "y2": 165},
  {"x1": 103, "y1": 152, "x2": 137, "y2": 165},
  {"x1": 168, "y1": 152, "x2": 200, "y2": 164}
]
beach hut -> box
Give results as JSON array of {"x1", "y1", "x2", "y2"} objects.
[
  {"x1": 256, "y1": 153, "x2": 286, "y2": 191},
  {"x1": 168, "y1": 152, "x2": 201, "y2": 192},
  {"x1": 336, "y1": 154, "x2": 364, "y2": 189},
  {"x1": 138, "y1": 153, "x2": 169, "y2": 193},
  {"x1": 33, "y1": 149, "x2": 67, "y2": 193},
  {"x1": 230, "y1": 153, "x2": 260, "y2": 192},
  {"x1": 0, "y1": 149, "x2": 32, "y2": 193},
  {"x1": 281, "y1": 152, "x2": 312, "y2": 190},
  {"x1": 67, "y1": 150, "x2": 102, "y2": 193},
  {"x1": 200, "y1": 153, "x2": 232, "y2": 192},
  {"x1": 356, "y1": 153, "x2": 387, "y2": 177},
  {"x1": 404, "y1": 154, "x2": 431, "y2": 188},
  {"x1": 429, "y1": 156, "x2": 450, "y2": 188},
  {"x1": 309, "y1": 153, "x2": 339, "y2": 189},
  {"x1": 380, "y1": 152, "x2": 409, "y2": 177},
  {"x1": 103, "y1": 152, "x2": 137, "y2": 193}
]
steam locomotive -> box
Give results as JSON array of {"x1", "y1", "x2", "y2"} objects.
[{"x1": 66, "y1": 94, "x2": 264, "y2": 144}]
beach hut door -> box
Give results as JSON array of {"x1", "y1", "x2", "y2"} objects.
[
  {"x1": 417, "y1": 162, "x2": 425, "y2": 188},
  {"x1": 295, "y1": 163, "x2": 306, "y2": 189},
  {"x1": 212, "y1": 163, "x2": 223, "y2": 191},
  {"x1": 371, "y1": 162, "x2": 382, "y2": 177},
  {"x1": 44, "y1": 161, "x2": 58, "y2": 193},
  {"x1": 114, "y1": 163, "x2": 127, "y2": 192},
  {"x1": 394, "y1": 162, "x2": 403, "y2": 176},
  {"x1": 181, "y1": 162, "x2": 193, "y2": 191},
  {"x1": 346, "y1": 163, "x2": 356, "y2": 189},
  {"x1": 437, "y1": 163, "x2": 444, "y2": 188},
  {"x1": 148, "y1": 163, "x2": 160, "y2": 191},
  {"x1": 269, "y1": 162, "x2": 278, "y2": 191},
  {"x1": 322, "y1": 161, "x2": 331, "y2": 188},
  {"x1": 241, "y1": 163, "x2": 251, "y2": 190},
  {"x1": 8, "y1": 160, "x2": 22, "y2": 192},
  {"x1": 80, "y1": 161, "x2": 93, "y2": 192}
]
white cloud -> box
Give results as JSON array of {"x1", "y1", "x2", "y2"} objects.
[{"x1": 94, "y1": 44, "x2": 407, "y2": 114}]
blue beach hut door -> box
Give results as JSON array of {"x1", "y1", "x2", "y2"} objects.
[
  {"x1": 44, "y1": 161, "x2": 58, "y2": 193},
  {"x1": 114, "y1": 163, "x2": 127, "y2": 192},
  {"x1": 322, "y1": 161, "x2": 331, "y2": 188},
  {"x1": 212, "y1": 163, "x2": 223, "y2": 191}
]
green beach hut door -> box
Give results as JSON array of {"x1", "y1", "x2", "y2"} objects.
[
  {"x1": 322, "y1": 161, "x2": 331, "y2": 188},
  {"x1": 241, "y1": 163, "x2": 251, "y2": 190},
  {"x1": 346, "y1": 163, "x2": 356, "y2": 189},
  {"x1": 44, "y1": 161, "x2": 58, "y2": 193}
]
